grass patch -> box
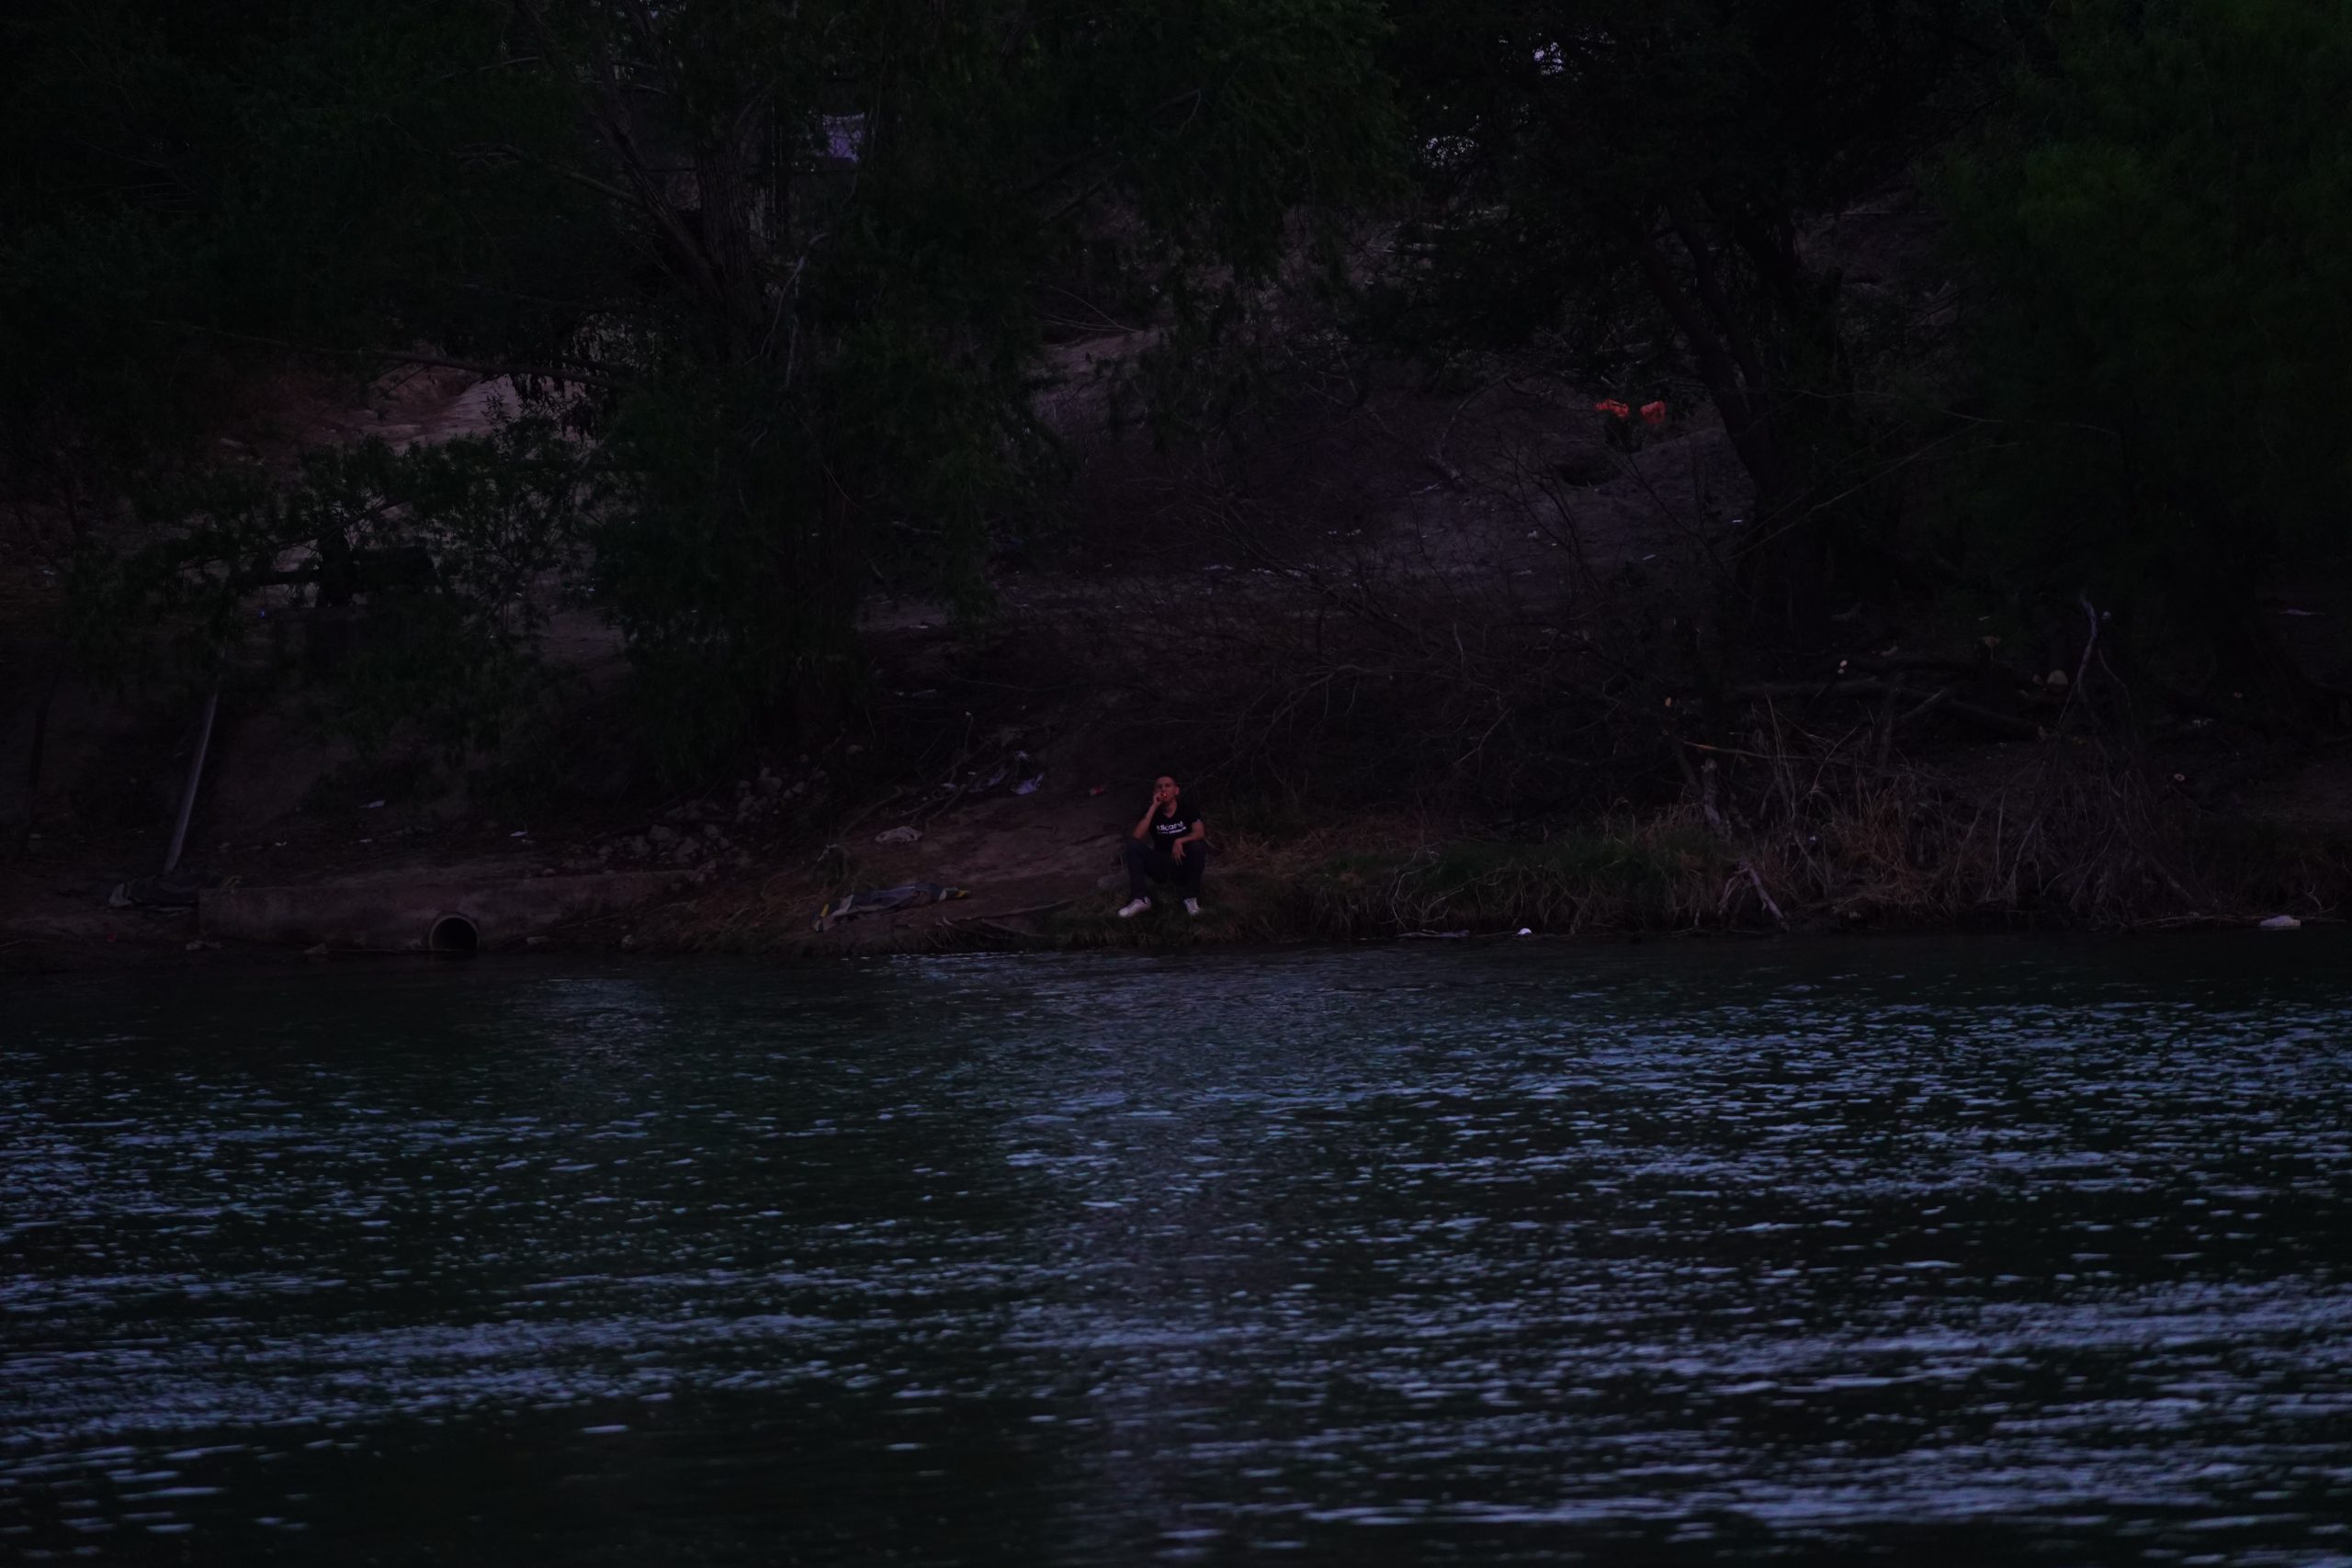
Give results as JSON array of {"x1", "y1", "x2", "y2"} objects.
[
  {"x1": 2179, "y1": 817, "x2": 2352, "y2": 920},
  {"x1": 1286, "y1": 825, "x2": 1724, "y2": 938}
]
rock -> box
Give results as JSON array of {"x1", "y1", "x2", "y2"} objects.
[
  {"x1": 649, "y1": 825, "x2": 678, "y2": 845},
  {"x1": 876, "y1": 825, "x2": 922, "y2": 844},
  {"x1": 2259, "y1": 914, "x2": 2302, "y2": 930},
  {"x1": 703, "y1": 824, "x2": 723, "y2": 840}
]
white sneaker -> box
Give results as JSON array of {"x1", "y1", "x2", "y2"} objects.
[
  {"x1": 1117, "y1": 897, "x2": 1151, "y2": 919},
  {"x1": 1183, "y1": 897, "x2": 1202, "y2": 916}
]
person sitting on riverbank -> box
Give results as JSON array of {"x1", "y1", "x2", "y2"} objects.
[{"x1": 1118, "y1": 773, "x2": 1208, "y2": 918}]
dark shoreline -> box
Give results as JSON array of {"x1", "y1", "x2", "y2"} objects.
[{"x1": 6, "y1": 907, "x2": 2327, "y2": 982}]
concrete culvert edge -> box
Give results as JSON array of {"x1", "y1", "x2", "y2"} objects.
[{"x1": 427, "y1": 914, "x2": 481, "y2": 954}]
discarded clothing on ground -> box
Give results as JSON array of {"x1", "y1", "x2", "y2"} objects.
[{"x1": 814, "y1": 882, "x2": 968, "y2": 932}]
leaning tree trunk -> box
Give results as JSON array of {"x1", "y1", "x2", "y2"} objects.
[{"x1": 1629, "y1": 216, "x2": 1826, "y2": 631}]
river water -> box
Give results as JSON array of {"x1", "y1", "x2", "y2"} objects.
[{"x1": 5, "y1": 938, "x2": 2351, "y2": 1564}]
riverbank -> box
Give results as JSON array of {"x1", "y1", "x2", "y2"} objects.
[
  {"x1": 19, "y1": 742, "x2": 2342, "y2": 976},
  {"x1": 667, "y1": 804, "x2": 2352, "y2": 960},
  {"x1": 15, "y1": 335, "x2": 2352, "y2": 976}
]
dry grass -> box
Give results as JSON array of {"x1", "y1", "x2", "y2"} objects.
[
  {"x1": 651, "y1": 756, "x2": 2351, "y2": 959},
  {"x1": 1033, "y1": 741, "x2": 2348, "y2": 951}
]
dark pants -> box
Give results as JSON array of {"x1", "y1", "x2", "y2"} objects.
[{"x1": 1125, "y1": 839, "x2": 1207, "y2": 898}]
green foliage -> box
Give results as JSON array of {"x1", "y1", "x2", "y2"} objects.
[
  {"x1": 1417, "y1": 832, "x2": 1709, "y2": 900},
  {"x1": 7, "y1": 0, "x2": 1396, "y2": 773},
  {"x1": 1297, "y1": 829, "x2": 1717, "y2": 932},
  {"x1": 1944, "y1": 0, "x2": 2352, "y2": 681},
  {"x1": 1379, "y1": 0, "x2": 2010, "y2": 581},
  {"x1": 74, "y1": 420, "x2": 592, "y2": 757},
  {"x1": 1385, "y1": 0, "x2": 1994, "y2": 320},
  {"x1": 0, "y1": 0, "x2": 552, "y2": 488}
]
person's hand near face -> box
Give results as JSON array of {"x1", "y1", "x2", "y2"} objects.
[
  {"x1": 1154, "y1": 777, "x2": 1185, "y2": 859},
  {"x1": 1136, "y1": 776, "x2": 1179, "y2": 845}
]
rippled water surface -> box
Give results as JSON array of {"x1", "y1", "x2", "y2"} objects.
[{"x1": 6, "y1": 937, "x2": 2352, "y2": 1564}]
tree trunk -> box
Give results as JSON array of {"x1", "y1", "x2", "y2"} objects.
[
  {"x1": 13, "y1": 669, "x2": 62, "y2": 861},
  {"x1": 1629, "y1": 219, "x2": 1827, "y2": 629}
]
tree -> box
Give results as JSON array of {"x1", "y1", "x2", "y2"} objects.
[
  {"x1": 6, "y1": 0, "x2": 1395, "y2": 766},
  {"x1": 1379, "y1": 0, "x2": 2008, "y2": 624},
  {"x1": 1946, "y1": 0, "x2": 2352, "y2": 703}
]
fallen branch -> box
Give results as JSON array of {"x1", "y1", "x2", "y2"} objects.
[
  {"x1": 978, "y1": 899, "x2": 1074, "y2": 922},
  {"x1": 835, "y1": 785, "x2": 905, "y2": 835},
  {"x1": 942, "y1": 917, "x2": 1045, "y2": 942},
  {"x1": 1734, "y1": 680, "x2": 2042, "y2": 740},
  {"x1": 1719, "y1": 858, "x2": 1789, "y2": 929}
]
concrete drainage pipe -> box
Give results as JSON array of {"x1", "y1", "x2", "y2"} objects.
[{"x1": 427, "y1": 913, "x2": 481, "y2": 954}]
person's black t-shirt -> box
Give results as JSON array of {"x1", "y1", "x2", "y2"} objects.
[{"x1": 1147, "y1": 799, "x2": 1204, "y2": 853}]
